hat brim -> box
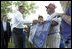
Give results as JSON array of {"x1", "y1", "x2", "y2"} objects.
[{"x1": 45, "y1": 6, "x2": 48, "y2": 8}]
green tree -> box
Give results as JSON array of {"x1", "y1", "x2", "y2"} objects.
[
  {"x1": 1, "y1": 1, "x2": 12, "y2": 15},
  {"x1": 60, "y1": 1, "x2": 71, "y2": 12},
  {"x1": 1, "y1": 1, "x2": 37, "y2": 16},
  {"x1": 13, "y1": 1, "x2": 37, "y2": 16}
]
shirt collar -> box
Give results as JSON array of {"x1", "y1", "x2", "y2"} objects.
[
  {"x1": 48, "y1": 12, "x2": 57, "y2": 17},
  {"x1": 17, "y1": 11, "x2": 22, "y2": 15}
]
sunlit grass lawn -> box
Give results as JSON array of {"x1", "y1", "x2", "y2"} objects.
[{"x1": 8, "y1": 38, "x2": 15, "y2": 48}]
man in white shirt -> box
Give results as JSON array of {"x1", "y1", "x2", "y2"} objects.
[
  {"x1": 44, "y1": 3, "x2": 61, "y2": 48},
  {"x1": 12, "y1": 5, "x2": 30, "y2": 48},
  {"x1": 1, "y1": 14, "x2": 11, "y2": 48}
]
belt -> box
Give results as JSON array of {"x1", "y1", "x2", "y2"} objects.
[
  {"x1": 48, "y1": 32, "x2": 58, "y2": 36},
  {"x1": 13, "y1": 27, "x2": 23, "y2": 30}
]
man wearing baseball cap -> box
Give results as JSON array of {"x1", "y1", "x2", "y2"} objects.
[{"x1": 43, "y1": 3, "x2": 61, "y2": 48}]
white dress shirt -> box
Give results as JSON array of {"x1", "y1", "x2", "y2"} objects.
[
  {"x1": 2, "y1": 21, "x2": 7, "y2": 31},
  {"x1": 46, "y1": 12, "x2": 62, "y2": 33},
  {"x1": 11, "y1": 11, "x2": 31, "y2": 30}
]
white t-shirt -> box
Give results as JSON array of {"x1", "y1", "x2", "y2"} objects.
[
  {"x1": 2, "y1": 21, "x2": 7, "y2": 31},
  {"x1": 46, "y1": 12, "x2": 62, "y2": 33}
]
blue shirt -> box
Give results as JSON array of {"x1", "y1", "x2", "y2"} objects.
[{"x1": 61, "y1": 5, "x2": 71, "y2": 40}]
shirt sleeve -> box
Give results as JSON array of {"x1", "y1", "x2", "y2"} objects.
[
  {"x1": 52, "y1": 17, "x2": 62, "y2": 24},
  {"x1": 15, "y1": 12, "x2": 31, "y2": 24}
]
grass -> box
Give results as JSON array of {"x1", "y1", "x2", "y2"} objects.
[
  {"x1": 8, "y1": 42, "x2": 14, "y2": 48},
  {"x1": 8, "y1": 37, "x2": 34, "y2": 48},
  {"x1": 8, "y1": 37, "x2": 15, "y2": 48}
]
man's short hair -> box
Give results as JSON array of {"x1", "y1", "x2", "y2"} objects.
[
  {"x1": 1, "y1": 14, "x2": 7, "y2": 21},
  {"x1": 38, "y1": 15, "x2": 43, "y2": 19},
  {"x1": 18, "y1": 5, "x2": 24, "y2": 9}
]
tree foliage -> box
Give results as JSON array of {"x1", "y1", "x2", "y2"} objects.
[
  {"x1": 1, "y1": 1, "x2": 37, "y2": 16},
  {"x1": 60, "y1": 1, "x2": 71, "y2": 12},
  {"x1": 1, "y1": 1, "x2": 12, "y2": 15},
  {"x1": 13, "y1": 1, "x2": 37, "y2": 16}
]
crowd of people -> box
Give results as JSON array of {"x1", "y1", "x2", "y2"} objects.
[{"x1": 1, "y1": 3, "x2": 71, "y2": 48}]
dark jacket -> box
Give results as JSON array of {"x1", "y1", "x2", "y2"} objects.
[{"x1": 1, "y1": 21, "x2": 11, "y2": 40}]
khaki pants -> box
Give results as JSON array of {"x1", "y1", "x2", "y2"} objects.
[{"x1": 43, "y1": 33, "x2": 61, "y2": 48}]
